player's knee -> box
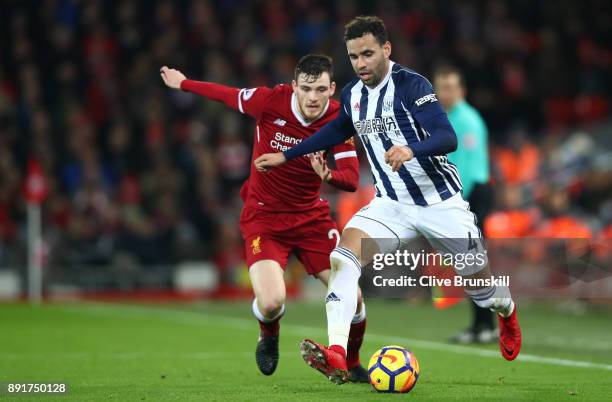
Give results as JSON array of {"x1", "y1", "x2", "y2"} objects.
[
  {"x1": 338, "y1": 228, "x2": 365, "y2": 256},
  {"x1": 330, "y1": 247, "x2": 361, "y2": 275},
  {"x1": 258, "y1": 296, "x2": 285, "y2": 317},
  {"x1": 329, "y1": 251, "x2": 342, "y2": 271}
]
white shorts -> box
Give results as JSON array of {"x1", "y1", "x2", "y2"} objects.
[{"x1": 345, "y1": 192, "x2": 487, "y2": 275}]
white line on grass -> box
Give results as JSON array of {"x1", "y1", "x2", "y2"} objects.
[
  {"x1": 59, "y1": 302, "x2": 612, "y2": 372},
  {"x1": 0, "y1": 351, "x2": 254, "y2": 360}
]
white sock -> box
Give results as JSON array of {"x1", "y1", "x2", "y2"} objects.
[
  {"x1": 252, "y1": 298, "x2": 285, "y2": 323},
  {"x1": 465, "y1": 286, "x2": 514, "y2": 317},
  {"x1": 327, "y1": 247, "x2": 361, "y2": 350}
]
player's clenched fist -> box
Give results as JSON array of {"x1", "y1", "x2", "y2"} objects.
[
  {"x1": 160, "y1": 66, "x2": 186, "y2": 89},
  {"x1": 384, "y1": 145, "x2": 414, "y2": 172},
  {"x1": 254, "y1": 152, "x2": 287, "y2": 172}
]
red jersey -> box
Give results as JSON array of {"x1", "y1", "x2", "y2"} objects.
[{"x1": 181, "y1": 80, "x2": 358, "y2": 212}]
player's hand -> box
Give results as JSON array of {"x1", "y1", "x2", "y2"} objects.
[
  {"x1": 309, "y1": 152, "x2": 331, "y2": 182},
  {"x1": 160, "y1": 66, "x2": 187, "y2": 89},
  {"x1": 254, "y1": 152, "x2": 287, "y2": 172},
  {"x1": 384, "y1": 145, "x2": 414, "y2": 172}
]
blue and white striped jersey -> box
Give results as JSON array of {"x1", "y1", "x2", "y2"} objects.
[{"x1": 341, "y1": 61, "x2": 462, "y2": 206}]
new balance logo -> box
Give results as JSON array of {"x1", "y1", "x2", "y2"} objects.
[
  {"x1": 273, "y1": 118, "x2": 286, "y2": 126},
  {"x1": 325, "y1": 292, "x2": 340, "y2": 303}
]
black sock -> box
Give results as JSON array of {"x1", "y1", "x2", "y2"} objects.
[{"x1": 471, "y1": 299, "x2": 495, "y2": 330}]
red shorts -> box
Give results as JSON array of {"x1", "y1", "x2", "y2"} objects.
[{"x1": 239, "y1": 203, "x2": 340, "y2": 276}]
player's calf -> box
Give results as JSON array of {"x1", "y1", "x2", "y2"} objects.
[
  {"x1": 347, "y1": 300, "x2": 366, "y2": 370},
  {"x1": 346, "y1": 300, "x2": 368, "y2": 383},
  {"x1": 253, "y1": 299, "x2": 285, "y2": 375},
  {"x1": 327, "y1": 247, "x2": 361, "y2": 351}
]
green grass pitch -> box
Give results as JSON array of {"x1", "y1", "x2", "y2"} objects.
[{"x1": 1, "y1": 300, "x2": 611, "y2": 401}]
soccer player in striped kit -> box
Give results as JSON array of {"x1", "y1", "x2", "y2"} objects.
[
  {"x1": 161, "y1": 54, "x2": 369, "y2": 382},
  {"x1": 255, "y1": 16, "x2": 522, "y2": 384}
]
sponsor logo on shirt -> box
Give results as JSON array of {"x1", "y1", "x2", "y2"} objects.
[
  {"x1": 354, "y1": 116, "x2": 403, "y2": 144},
  {"x1": 270, "y1": 132, "x2": 302, "y2": 151},
  {"x1": 353, "y1": 101, "x2": 360, "y2": 111},
  {"x1": 414, "y1": 93, "x2": 438, "y2": 106},
  {"x1": 273, "y1": 118, "x2": 287, "y2": 126},
  {"x1": 354, "y1": 116, "x2": 399, "y2": 135}
]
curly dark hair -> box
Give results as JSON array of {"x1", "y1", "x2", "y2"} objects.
[
  {"x1": 294, "y1": 54, "x2": 334, "y2": 82},
  {"x1": 344, "y1": 15, "x2": 388, "y2": 45}
]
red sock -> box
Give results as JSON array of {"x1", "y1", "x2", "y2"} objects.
[
  {"x1": 329, "y1": 344, "x2": 346, "y2": 357},
  {"x1": 258, "y1": 318, "x2": 280, "y2": 337},
  {"x1": 347, "y1": 318, "x2": 366, "y2": 369}
]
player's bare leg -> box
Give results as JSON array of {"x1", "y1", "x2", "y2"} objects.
[
  {"x1": 249, "y1": 260, "x2": 286, "y2": 375},
  {"x1": 316, "y1": 270, "x2": 368, "y2": 383},
  {"x1": 300, "y1": 227, "x2": 369, "y2": 384},
  {"x1": 462, "y1": 265, "x2": 521, "y2": 360}
]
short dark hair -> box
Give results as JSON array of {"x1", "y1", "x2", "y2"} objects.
[
  {"x1": 344, "y1": 16, "x2": 388, "y2": 45},
  {"x1": 433, "y1": 65, "x2": 465, "y2": 88},
  {"x1": 294, "y1": 54, "x2": 334, "y2": 82}
]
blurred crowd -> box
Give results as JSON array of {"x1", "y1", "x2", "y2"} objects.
[{"x1": 0, "y1": 0, "x2": 610, "y2": 286}]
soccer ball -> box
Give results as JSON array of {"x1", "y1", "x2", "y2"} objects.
[{"x1": 367, "y1": 345, "x2": 420, "y2": 393}]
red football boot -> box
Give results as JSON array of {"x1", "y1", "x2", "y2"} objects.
[
  {"x1": 498, "y1": 305, "x2": 522, "y2": 361},
  {"x1": 300, "y1": 339, "x2": 349, "y2": 384}
]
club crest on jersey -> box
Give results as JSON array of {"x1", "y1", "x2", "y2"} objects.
[
  {"x1": 273, "y1": 118, "x2": 286, "y2": 126},
  {"x1": 383, "y1": 96, "x2": 394, "y2": 112},
  {"x1": 353, "y1": 101, "x2": 360, "y2": 111},
  {"x1": 251, "y1": 236, "x2": 262, "y2": 255},
  {"x1": 415, "y1": 93, "x2": 438, "y2": 106}
]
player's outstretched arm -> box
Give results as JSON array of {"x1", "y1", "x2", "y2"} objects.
[
  {"x1": 160, "y1": 66, "x2": 271, "y2": 117},
  {"x1": 285, "y1": 111, "x2": 355, "y2": 160}
]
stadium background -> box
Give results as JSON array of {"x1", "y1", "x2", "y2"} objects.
[
  {"x1": 1, "y1": 1, "x2": 611, "y2": 400},
  {"x1": 1, "y1": 0, "x2": 610, "y2": 297}
]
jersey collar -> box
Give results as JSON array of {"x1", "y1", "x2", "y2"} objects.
[{"x1": 291, "y1": 92, "x2": 330, "y2": 127}]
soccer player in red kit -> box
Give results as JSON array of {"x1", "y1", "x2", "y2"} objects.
[{"x1": 160, "y1": 54, "x2": 369, "y2": 381}]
